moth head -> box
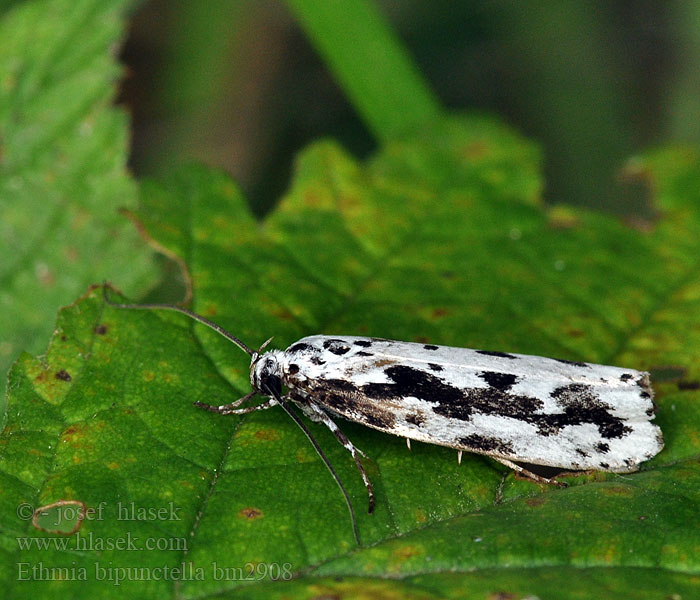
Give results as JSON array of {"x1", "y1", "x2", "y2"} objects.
[{"x1": 250, "y1": 346, "x2": 284, "y2": 397}]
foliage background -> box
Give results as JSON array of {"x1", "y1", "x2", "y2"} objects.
[{"x1": 123, "y1": 0, "x2": 700, "y2": 216}]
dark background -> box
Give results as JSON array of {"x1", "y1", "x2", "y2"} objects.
[{"x1": 119, "y1": 0, "x2": 699, "y2": 217}]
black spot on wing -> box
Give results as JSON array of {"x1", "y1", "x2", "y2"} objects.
[
  {"x1": 318, "y1": 365, "x2": 634, "y2": 442},
  {"x1": 599, "y1": 462, "x2": 610, "y2": 469},
  {"x1": 405, "y1": 413, "x2": 425, "y2": 426},
  {"x1": 636, "y1": 375, "x2": 653, "y2": 400},
  {"x1": 576, "y1": 448, "x2": 589, "y2": 458},
  {"x1": 314, "y1": 384, "x2": 397, "y2": 430},
  {"x1": 323, "y1": 339, "x2": 351, "y2": 355},
  {"x1": 549, "y1": 384, "x2": 631, "y2": 439},
  {"x1": 362, "y1": 366, "x2": 541, "y2": 423},
  {"x1": 353, "y1": 340, "x2": 372, "y2": 347},
  {"x1": 423, "y1": 344, "x2": 439, "y2": 351},
  {"x1": 479, "y1": 371, "x2": 518, "y2": 391},
  {"x1": 620, "y1": 373, "x2": 634, "y2": 382},
  {"x1": 428, "y1": 363, "x2": 443, "y2": 372},
  {"x1": 362, "y1": 366, "x2": 465, "y2": 405},
  {"x1": 310, "y1": 356, "x2": 326, "y2": 365},
  {"x1": 289, "y1": 342, "x2": 314, "y2": 354},
  {"x1": 554, "y1": 358, "x2": 589, "y2": 368},
  {"x1": 476, "y1": 350, "x2": 517, "y2": 359},
  {"x1": 356, "y1": 351, "x2": 372, "y2": 357},
  {"x1": 458, "y1": 434, "x2": 514, "y2": 456},
  {"x1": 322, "y1": 378, "x2": 358, "y2": 394},
  {"x1": 364, "y1": 411, "x2": 396, "y2": 430},
  {"x1": 313, "y1": 392, "x2": 349, "y2": 414},
  {"x1": 288, "y1": 364, "x2": 299, "y2": 375},
  {"x1": 595, "y1": 442, "x2": 610, "y2": 453}
]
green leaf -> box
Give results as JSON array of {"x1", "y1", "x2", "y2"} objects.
[
  {"x1": 0, "y1": 0, "x2": 156, "y2": 399},
  {"x1": 285, "y1": 0, "x2": 441, "y2": 141},
  {"x1": 2, "y1": 115, "x2": 700, "y2": 597}
]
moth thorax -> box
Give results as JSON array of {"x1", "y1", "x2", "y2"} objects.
[{"x1": 251, "y1": 350, "x2": 285, "y2": 396}]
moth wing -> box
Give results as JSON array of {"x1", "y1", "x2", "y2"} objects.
[{"x1": 284, "y1": 335, "x2": 663, "y2": 471}]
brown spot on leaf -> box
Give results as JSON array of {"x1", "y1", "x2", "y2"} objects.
[
  {"x1": 254, "y1": 429, "x2": 281, "y2": 441},
  {"x1": 678, "y1": 380, "x2": 700, "y2": 391},
  {"x1": 94, "y1": 324, "x2": 108, "y2": 335},
  {"x1": 273, "y1": 307, "x2": 294, "y2": 321},
  {"x1": 392, "y1": 545, "x2": 421, "y2": 561},
  {"x1": 55, "y1": 369, "x2": 72, "y2": 382},
  {"x1": 61, "y1": 424, "x2": 89, "y2": 448},
  {"x1": 431, "y1": 307, "x2": 449, "y2": 319},
  {"x1": 239, "y1": 507, "x2": 263, "y2": 520},
  {"x1": 525, "y1": 497, "x2": 547, "y2": 508}
]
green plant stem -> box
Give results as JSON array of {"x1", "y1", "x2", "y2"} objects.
[{"x1": 285, "y1": 0, "x2": 441, "y2": 143}]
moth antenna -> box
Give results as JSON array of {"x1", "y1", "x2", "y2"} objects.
[
  {"x1": 262, "y1": 382, "x2": 362, "y2": 547},
  {"x1": 257, "y1": 337, "x2": 275, "y2": 353},
  {"x1": 102, "y1": 283, "x2": 255, "y2": 357}
]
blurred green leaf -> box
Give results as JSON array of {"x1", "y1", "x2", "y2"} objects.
[
  {"x1": 0, "y1": 0, "x2": 156, "y2": 399},
  {"x1": 2, "y1": 115, "x2": 699, "y2": 597},
  {"x1": 286, "y1": 0, "x2": 441, "y2": 142}
]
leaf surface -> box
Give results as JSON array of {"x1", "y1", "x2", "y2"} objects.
[
  {"x1": 2, "y1": 116, "x2": 700, "y2": 597},
  {"x1": 0, "y1": 0, "x2": 156, "y2": 399}
]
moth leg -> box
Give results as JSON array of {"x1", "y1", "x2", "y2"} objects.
[
  {"x1": 194, "y1": 392, "x2": 278, "y2": 415},
  {"x1": 492, "y1": 457, "x2": 567, "y2": 488},
  {"x1": 306, "y1": 401, "x2": 375, "y2": 514},
  {"x1": 406, "y1": 438, "x2": 411, "y2": 451}
]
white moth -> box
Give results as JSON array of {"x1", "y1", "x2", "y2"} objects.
[{"x1": 104, "y1": 287, "x2": 664, "y2": 545}]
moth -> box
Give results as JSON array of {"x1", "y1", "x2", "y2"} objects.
[{"x1": 103, "y1": 287, "x2": 664, "y2": 545}]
